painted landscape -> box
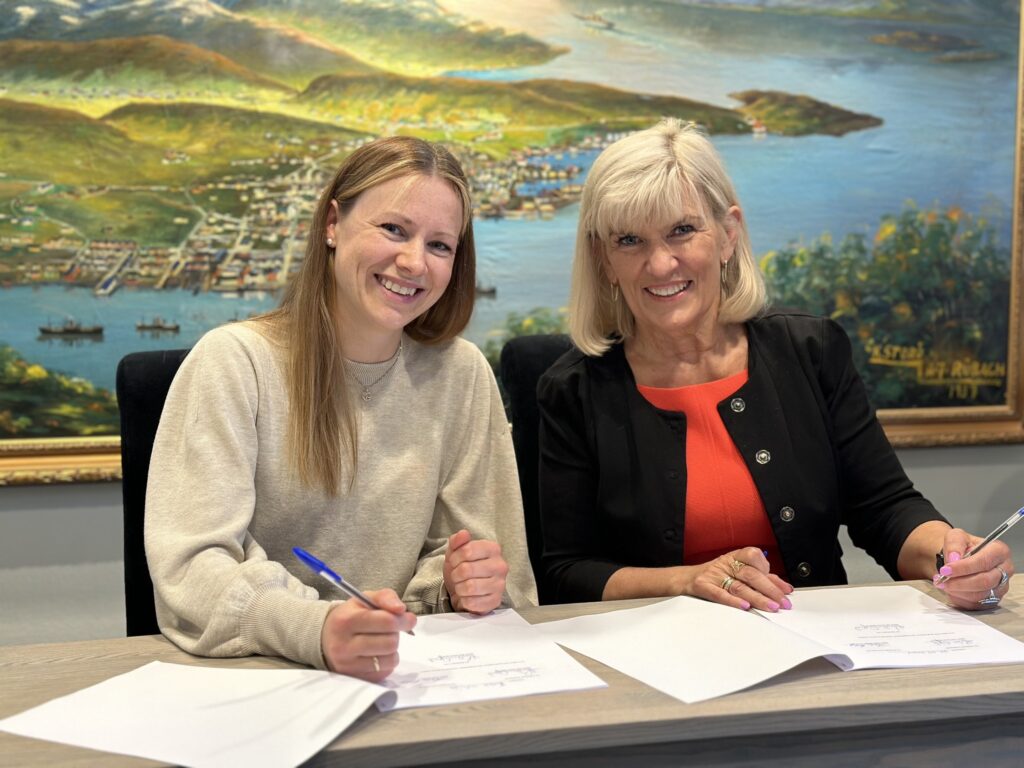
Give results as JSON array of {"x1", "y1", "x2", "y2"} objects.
[{"x1": 0, "y1": 0, "x2": 1019, "y2": 440}]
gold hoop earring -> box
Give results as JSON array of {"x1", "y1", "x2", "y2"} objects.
[
  {"x1": 610, "y1": 283, "x2": 619, "y2": 302},
  {"x1": 720, "y1": 261, "x2": 729, "y2": 290}
]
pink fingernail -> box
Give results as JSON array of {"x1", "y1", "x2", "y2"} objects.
[
  {"x1": 766, "y1": 601, "x2": 780, "y2": 612},
  {"x1": 739, "y1": 600, "x2": 751, "y2": 610},
  {"x1": 948, "y1": 552, "x2": 962, "y2": 563},
  {"x1": 932, "y1": 574, "x2": 941, "y2": 585},
  {"x1": 940, "y1": 565, "x2": 953, "y2": 576},
  {"x1": 936, "y1": 581, "x2": 947, "y2": 590},
  {"x1": 781, "y1": 597, "x2": 792, "y2": 610}
]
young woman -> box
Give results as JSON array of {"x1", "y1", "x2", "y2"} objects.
[{"x1": 146, "y1": 137, "x2": 537, "y2": 682}]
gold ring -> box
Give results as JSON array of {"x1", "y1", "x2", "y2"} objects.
[
  {"x1": 730, "y1": 559, "x2": 746, "y2": 576},
  {"x1": 721, "y1": 576, "x2": 736, "y2": 592},
  {"x1": 372, "y1": 656, "x2": 381, "y2": 673}
]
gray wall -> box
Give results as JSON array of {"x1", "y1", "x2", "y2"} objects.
[{"x1": 2, "y1": 442, "x2": 1023, "y2": 645}]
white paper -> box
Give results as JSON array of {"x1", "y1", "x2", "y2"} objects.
[
  {"x1": 379, "y1": 609, "x2": 606, "y2": 709},
  {"x1": 0, "y1": 661, "x2": 394, "y2": 768},
  {"x1": 533, "y1": 596, "x2": 836, "y2": 703},
  {"x1": 757, "y1": 584, "x2": 1024, "y2": 670},
  {"x1": 537, "y1": 587, "x2": 1024, "y2": 705}
]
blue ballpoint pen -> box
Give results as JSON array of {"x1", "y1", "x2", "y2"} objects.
[
  {"x1": 936, "y1": 506, "x2": 1024, "y2": 584},
  {"x1": 293, "y1": 547, "x2": 414, "y2": 634}
]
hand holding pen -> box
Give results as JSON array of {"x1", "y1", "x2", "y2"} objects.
[
  {"x1": 294, "y1": 548, "x2": 416, "y2": 682},
  {"x1": 932, "y1": 507, "x2": 1020, "y2": 610}
]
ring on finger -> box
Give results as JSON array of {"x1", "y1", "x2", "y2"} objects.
[
  {"x1": 730, "y1": 559, "x2": 745, "y2": 576},
  {"x1": 721, "y1": 576, "x2": 736, "y2": 593},
  {"x1": 372, "y1": 656, "x2": 381, "y2": 673},
  {"x1": 996, "y1": 566, "x2": 1010, "y2": 589},
  {"x1": 978, "y1": 589, "x2": 1001, "y2": 608}
]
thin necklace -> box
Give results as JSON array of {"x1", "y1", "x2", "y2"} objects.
[{"x1": 346, "y1": 341, "x2": 402, "y2": 402}]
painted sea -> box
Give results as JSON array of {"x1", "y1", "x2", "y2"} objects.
[{"x1": 0, "y1": 2, "x2": 1017, "y2": 393}]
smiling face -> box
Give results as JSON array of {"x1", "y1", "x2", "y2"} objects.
[
  {"x1": 601, "y1": 192, "x2": 740, "y2": 344},
  {"x1": 326, "y1": 173, "x2": 463, "y2": 361}
]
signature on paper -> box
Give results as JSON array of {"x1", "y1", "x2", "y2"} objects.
[{"x1": 428, "y1": 653, "x2": 479, "y2": 666}]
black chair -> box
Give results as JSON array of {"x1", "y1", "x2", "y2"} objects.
[
  {"x1": 116, "y1": 349, "x2": 190, "y2": 636},
  {"x1": 499, "y1": 334, "x2": 574, "y2": 605}
]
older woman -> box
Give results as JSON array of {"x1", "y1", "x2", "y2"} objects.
[
  {"x1": 538, "y1": 119, "x2": 1013, "y2": 612},
  {"x1": 147, "y1": 136, "x2": 536, "y2": 682}
]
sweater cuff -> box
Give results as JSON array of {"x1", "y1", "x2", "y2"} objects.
[
  {"x1": 419, "y1": 576, "x2": 451, "y2": 613},
  {"x1": 241, "y1": 587, "x2": 332, "y2": 670}
]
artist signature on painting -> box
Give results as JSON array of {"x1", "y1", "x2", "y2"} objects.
[{"x1": 865, "y1": 340, "x2": 1006, "y2": 400}]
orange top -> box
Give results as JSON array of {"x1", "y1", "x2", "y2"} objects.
[{"x1": 639, "y1": 371, "x2": 786, "y2": 578}]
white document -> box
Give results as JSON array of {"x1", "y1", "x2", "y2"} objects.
[
  {"x1": 533, "y1": 596, "x2": 835, "y2": 703},
  {"x1": 0, "y1": 611, "x2": 605, "y2": 765},
  {"x1": 0, "y1": 661, "x2": 394, "y2": 768},
  {"x1": 757, "y1": 584, "x2": 1024, "y2": 670},
  {"x1": 535, "y1": 586, "x2": 1024, "y2": 704},
  {"x1": 380, "y1": 608, "x2": 606, "y2": 709}
]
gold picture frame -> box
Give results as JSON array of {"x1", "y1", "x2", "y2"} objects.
[
  {"x1": 0, "y1": 436, "x2": 121, "y2": 486},
  {"x1": 0, "y1": 2, "x2": 1022, "y2": 485}
]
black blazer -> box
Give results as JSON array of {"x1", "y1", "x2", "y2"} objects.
[{"x1": 537, "y1": 311, "x2": 947, "y2": 603}]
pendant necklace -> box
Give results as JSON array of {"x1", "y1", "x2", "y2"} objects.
[{"x1": 346, "y1": 341, "x2": 402, "y2": 402}]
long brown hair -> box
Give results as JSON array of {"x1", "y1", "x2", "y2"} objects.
[{"x1": 255, "y1": 136, "x2": 476, "y2": 494}]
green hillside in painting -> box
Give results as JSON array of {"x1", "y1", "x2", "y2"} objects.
[
  {"x1": 0, "y1": 100, "x2": 172, "y2": 185},
  {"x1": 730, "y1": 90, "x2": 883, "y2": 136},
  {"x1": 0, "y1": 100, "x2": 373, "y2": 247},
  {"x1": 0, "y1": 36, "x2": 295, "y2": 116},
  {"x1": 296, "y1": 73, "x2": 751, "y2": 142},
  {"x1": 104, "y1": 102, "x2": 367, "y2": 163},
  {"x1": 0, "y1": 0, "x2": 562, "y2": 85},
  {"x1": 0, "y1": 36, "x2": 291, "y2": 91},
  {"x1": 0, "y1": 0, "x2": 377, "y2": 88},
  {"x1": 525, "y1": 80, "x2": 749, "y2": 134},
  {"x1": 231, "y1": 0, "x2": 567, "y2": 76},
  {"x1": 0, "y1": 99, "x2": 369, "y2": 187}
]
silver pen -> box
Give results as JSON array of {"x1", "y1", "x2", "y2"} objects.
[{"x1": 935, "y1": 506, "x2": 1023, "y2": 584}]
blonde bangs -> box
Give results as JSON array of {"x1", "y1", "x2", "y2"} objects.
[
  {"x1": 587, "y1": 163, "x2": 711, "y2": 248},
  {"x1": 569, "y1": 118, "x2": 767, "y2": 356}
]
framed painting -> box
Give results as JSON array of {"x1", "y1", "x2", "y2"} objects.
[{"x1": 1, "y1": 0, "x2": 1021, "y2": 484}]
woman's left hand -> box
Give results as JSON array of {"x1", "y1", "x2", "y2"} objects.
[
  {"x1": 933, "y1": 528, "x2": 1014, "y2": 610},
  {"x1": 443, "y1": 529, "x2": 509, "y2": 614}
]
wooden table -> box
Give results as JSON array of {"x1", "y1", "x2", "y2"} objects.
[{"x1": 2, "y1": 581, "x2": 1023, "y2": 767}]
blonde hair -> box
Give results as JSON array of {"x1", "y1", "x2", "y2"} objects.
[
  {"x1": 254, "y1": 136, "x2": 476, "y2": 494},
  {"x1": 569, "y1": 119, "x2": 766, "y2": 355}
]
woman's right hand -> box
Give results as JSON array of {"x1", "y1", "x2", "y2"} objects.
[
  {"x1": 320, "y1": 589, "x2": 417, "y2": 682},
  {"x1": 683, "y1": 547, "x2": 794, "y2": 612}
]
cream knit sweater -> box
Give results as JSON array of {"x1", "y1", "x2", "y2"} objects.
[{"x1": 145, "y1": 322, "x2": 537, "y2": 669}]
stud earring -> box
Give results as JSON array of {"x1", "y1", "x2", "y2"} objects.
[{"x1": 326, "y1": 238, "x2": 335, "y2": 248}]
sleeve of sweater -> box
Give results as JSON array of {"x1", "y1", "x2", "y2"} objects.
[
  {"x1": 401, "y1": 345, "x2": 539, "y2": 612},
  {"x1": 144, "y1": 327, "x2": 332, "y2": 669}
]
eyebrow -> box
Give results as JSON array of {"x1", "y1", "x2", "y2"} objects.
[
  {"x1": 379, "y1": 211, "x2": 458, "y2": 241},
  {"x1": 609, "y1": 214, "x2": 706, "y2": 236}
]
